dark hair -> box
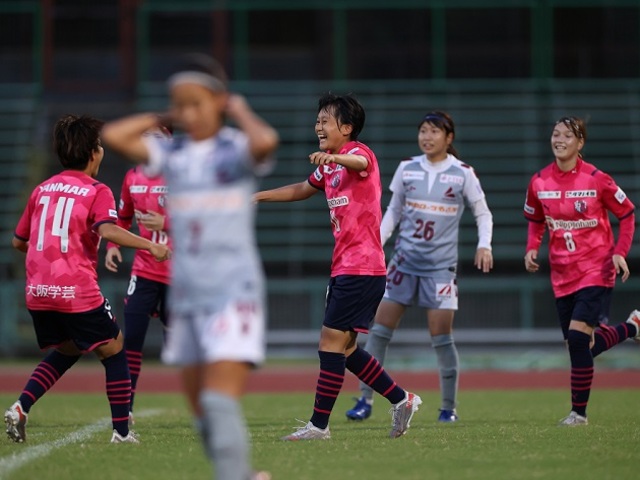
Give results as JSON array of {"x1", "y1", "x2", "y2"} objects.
[
  {"x1": 53, "y1": 115, "x2": 104, "y2": 170},
  {"x1": 318, "y1": 93, "x2": 366, "y2": 141},
  {"x1": 171, "y1": 53, "x2": 228, "y2": 90},
  {"x1": 419, "y1": 111, "x2": 459, "y2": 158},
  {"x1": 555, "y1": 116, "x2": 587, "y2": 142}
]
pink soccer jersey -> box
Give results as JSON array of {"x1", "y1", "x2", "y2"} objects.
[
  {"x1": 106, "y1": 167, "x2": 171, "y2": 284},
  {"x1": 307, "y1": 141, "x2": 386, "y2": 277},
  {"x1": 14, "y1": 170, "x2": 118, "y2": 313},
  {"x1": 524, "y1": 159, "x2": 635, "y2": 297}
]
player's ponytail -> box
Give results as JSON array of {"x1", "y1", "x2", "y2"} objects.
[{"x1": 420, "y1": 111, "x2": 459, "y2": 158}]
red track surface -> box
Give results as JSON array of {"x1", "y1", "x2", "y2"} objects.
[{"x1": 0, "y1": 365, "x2": 638, "y2": 393}]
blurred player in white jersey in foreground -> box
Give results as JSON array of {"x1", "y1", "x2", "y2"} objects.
[
  {"x1": 347, "y1": 111, "x2": 493, "y2": 423},
  {"x1": 102, "y1": 54, "x2": 278, "y2": 480}
]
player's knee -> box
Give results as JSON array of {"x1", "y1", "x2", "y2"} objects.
[
  {"x1": 431, "y1": 333, "x2": 454, "y2": 348},
  {"x1": 566, "y1": 329, "x2": 590, "y2": 349},
  {"x1": 370, "y1": 323, "x2": 394, "y2": 341}
]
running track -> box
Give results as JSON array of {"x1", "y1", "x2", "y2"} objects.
[{"x1": 0, "y1": 365, "x2": 638, "y2": 393}]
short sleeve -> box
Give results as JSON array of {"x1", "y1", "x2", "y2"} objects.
[
  {"x1": 142, "y1": 135, "x2": 170, "y2": 178},
  {"x1": 597, "y1": 171, "x2": 635, "y2": 219},
  {"x1": 461, "y1": 165, "x2": 485, "y2": 204},
  {"x1": 388, "y1": 161, "x2": 407, "y2": 193},
  {"x1": 308, "y1": 167, "x2": 325, "y2": 190},
  {"x1": 524, "y1": 176, "x2": 544, "y2": 222},
  {"x1": 91, "y1": 184, "x2": 118, "y2": 231}
]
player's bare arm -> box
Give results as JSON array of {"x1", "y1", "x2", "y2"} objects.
[
  {"x1": 101, "y1": 113, "x2": 162, "y2": 164},
  {"x1": 98, "y1": 223, "x2": 171, "y2": 261},
  {"x1": 225, "y1": 93, "x2": 279, "y2": 163},
  {"x1": 104, "y1": 246, "x2": 123, "y2": 273},
  {"x1": 524, "y1": 249, "x2": 539, "y2": 273},
  {"x1": 310, "y1": 152, "x2": 368, "y2": 172},
  {"x1": 254, "y1": 180, "x2": 318, "y2": 203},
  {"x1": 11, "y1": 237, "x2": 27, "y2": 253},
  {"x1": 612, "y1": 254, "x2": 630, "y2": 282}
]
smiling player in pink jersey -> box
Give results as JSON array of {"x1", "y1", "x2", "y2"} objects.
[
  {"x1": 524, "y1": 116, "x2": 639, "y2": 426},
  {"x1": 4, "y1": 115, "x2": 170, "y2": 444},
  {"x1": 105, "y1": 132, "x2": 172, "y2": 424},
  {"x1": 255, "y1": 93, "x2": 421, "y2": 440}
]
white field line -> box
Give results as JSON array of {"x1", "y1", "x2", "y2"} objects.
[{"x1": 0, "y1": 408, "x2": 164, "y2": 478}]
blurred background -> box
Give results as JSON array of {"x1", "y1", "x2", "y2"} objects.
[{"x1": 1, "y1": 0, "x2": 639, "y2": 366}]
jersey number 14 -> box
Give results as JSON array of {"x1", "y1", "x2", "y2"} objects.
[{"x1": 37, "y1": 195, "x2": 75, "y2": 253}]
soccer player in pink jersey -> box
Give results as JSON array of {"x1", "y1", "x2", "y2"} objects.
[
  {"x1": 105, "y1": 135, "x2": 171, "y2": 424},
  {"x1": 255, "y1": 93, "x2": 422, "y2": 440},
  {"x1": 4, "y1": 115, "x2": 170, "y2": 444},
  {"x1": 524, "y1": 116, "x2": 639, "y2": 426}
]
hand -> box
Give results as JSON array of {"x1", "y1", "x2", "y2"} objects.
[
  {"x1": 225, "y1": 94, "x2": 250, "y2": 120},
  {"x1": 474, "y1": 248, "x2": 493, "y2": 273},
  {"x1": 524, "y1": 249, "x2": 539, "y2": 273},
  {"x1": 139, "y1": 210, "x2": 165, "y2": 231},
  {"x1": 105, "y1": 247, "x2": 122, "y2": 272},
  {"x1": 150, "y1": 243, "x2": 171, "y2": 262},
  {"x1": 309, "y1": 151, "x2": 335, "y2": 166},
  {"x1": 613, "y1": 254, "x2": 630, "y2": 282}
]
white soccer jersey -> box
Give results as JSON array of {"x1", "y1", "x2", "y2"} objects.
[{"x1": 387, "y1": 154, "x2": 487, "y2": 275}]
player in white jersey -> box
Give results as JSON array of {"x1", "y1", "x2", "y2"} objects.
[
  {"x1": 347, "y1": 111, "x2": 493, "y2": 423},
  {"x1": 102, "y1": 54, "x2": 278, "y2": 480}
]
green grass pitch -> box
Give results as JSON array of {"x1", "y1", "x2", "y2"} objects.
[{"x1": 1, "y1": 390, "x2": 638, "y2": 479}]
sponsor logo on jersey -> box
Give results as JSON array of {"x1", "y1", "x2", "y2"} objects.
[
  {"x1": 524, "y1": 203, "x2": 535, "y2": 215},
  {"x1": 439, "y1": 174, "x2": 464, "y2": 185},
  {"x1": 313, "y1": 169, "x2": 323, "y2": 181},
  {"x1": 109, "y1": 209, "x2": 118, "y2": 218},
  {"x1": 545, "y1": 216, "x2": 597, "y2": 231},
  {"x1": 574, "y1": 200, "x2": 588, "y2": 213},
  {"x1": 39, "y1": 183, "x2": 90, "y2": 197},
  {"x1": 436, "y1": 283, "x2": 455, "y2": 301},
  {"x1": 150, "y1": 186, "x2": 168, "y2": 194},
  {"x1": 327, "y1": 196, "x2": 349, "y2": 209},
  {"x1": 130, "y1": 185, "x2": 148, "y2": 193},
  {"x1": 405, "y1": 199, "x2": 458, "y2": 216},
  {"x1": 119, "y1": 199, "x2": 124, "y2": 210},
  {"x1": 615, "y1": 187, "x2": 627, "y2": 204},
  {"x1": 537, "y1": 191, "x2": 561, "y2": 199},
  {"x1": 402, "y1": 170, "x2": 425, "y2": 181},
  {"x1": 565, "y1": 190, "x2": 596, "y2": 198}
]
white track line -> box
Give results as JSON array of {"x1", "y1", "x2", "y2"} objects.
[{"x1": 0, "y1": 408, "x2": 164, "y2": 477}]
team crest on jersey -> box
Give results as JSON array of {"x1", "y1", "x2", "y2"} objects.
[
  {"x1": 158, "y1": 195, "x2": 166, "y2": 208},
  {"x1": 331, "y1": 174, "x2": 341, "y2": 188},
  {"x1": 574, "y1": 200, "x2": 588, "y2": 213}
]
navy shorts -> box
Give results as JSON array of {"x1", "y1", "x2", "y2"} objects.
[
  {"x1": 124, "y1": 275, "x2": 168, "y2": 327},
  {"x1": 29, "y1": 299, "x2": 120, "y2": 353},
  {"x1": 555, "y1": 286, "x2": 612, "y2": 339},
  {"x1": 323, "y1": 275, "x2": 386, "y2": 333}
]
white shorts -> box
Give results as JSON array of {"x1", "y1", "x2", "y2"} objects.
[
  {"x1": 162, "y1": 299, "x2": 265, "y2": 366},
  {"x1": 383, "y1": 267, "x2": 458, "y2": 310}
]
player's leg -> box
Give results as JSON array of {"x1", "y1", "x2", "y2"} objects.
[
  {"x1": 122, "y1": 276, "x2": 160, "y2": 412},
  {"x1": 590, "y1": 291, "x2": 639, "y2": 356},
  {"x1": 5, "y1": 311, "x2": 81, "y2": 443},
  {"x1": 348, "y1": 298, "x2": 406, "y2": 420},
  {"x1": 424, "y1": 272, "x2": 459, "y2": 422},
  {"x1": 79, "y1": 300, "x2": 134, "y2": 441}
]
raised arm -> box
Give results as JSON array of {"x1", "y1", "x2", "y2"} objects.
[
  {"x1": 101, "y1": 113, "x2": 162, "y2": 164},
  {"x1": 254, "y1": 181, "x2": 319, "y2": 203}
]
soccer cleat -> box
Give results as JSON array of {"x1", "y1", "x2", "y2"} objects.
[
  {"x1": 625, "y1": 310, "x2": 640, "y2": 342},
  {"x1": 4, "y1": 401, "x2": 28, "y2": 443},
  {"x1": 346, "y1": 396, "x2": 372, "y2": 421},
  {"x1": 110, "y1": 429, "x2": 140, "y2": 443},
  {"x1": 437, "y1": 408, "x2": 458, "y2": 423},
  {"x1": 281, "y1": 421, "x2": 331, "y2": 441},
  {"x1": 389, "y1": 392, "x2": 422, "y2": 438},
  {"x1": 558, "y1": 411, "x2": 588, "y2": 426}
]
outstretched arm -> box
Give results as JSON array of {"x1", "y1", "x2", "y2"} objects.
[
  {"x1": 254, "y1": 181, "x2": 319, "y2": 203},
  {"x1": 98, "y1": 223, "x2": 170, "y2": 262}
]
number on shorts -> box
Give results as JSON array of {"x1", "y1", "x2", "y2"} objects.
[
  {"x1": 37, "y1": 195, "x2": 75, "y2": 253},
  {"x1": 387, "y1": 264, "x2": 404, "y2": 285},
  {"x1": 412, "y1": 219, "x2": 435, "y2": 241},
  {"x1": 127, "y1": 275, "x2": 137, "y2": 296},
  {"x1": 563, "y1": 232, "x2": 576, "y2": 252}
]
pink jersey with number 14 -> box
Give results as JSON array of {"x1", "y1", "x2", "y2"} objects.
[
  {"x1": 307, "y1": 141, "x2": 386, "y2": 277},
  {"x1": 524, "y1": 158, "x2": 635, "y2": 297},
  {"x1": 14, "y1": 170, "x2": 118, "y2": 313}
]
